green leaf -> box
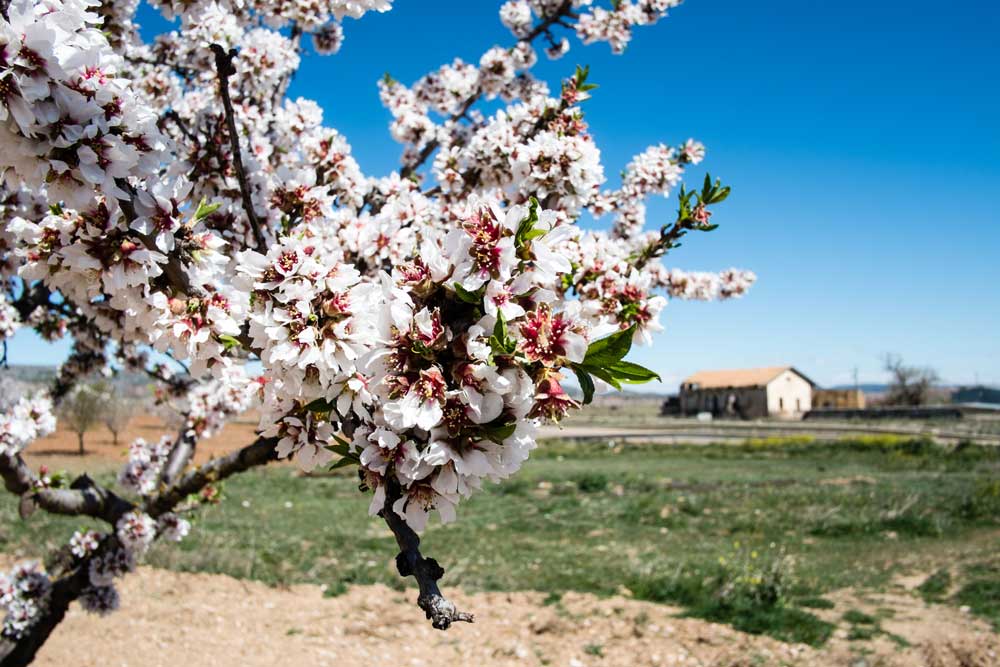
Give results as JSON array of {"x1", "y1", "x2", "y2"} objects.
[
  {"x1": 329, "y1": 456, "x2": 357, "y2": 471},
  {"x1": 304, "y1": 397, "x2": 334, "y2": 413},
  {"x1": 583, "y1": 365, "x2": 622, "y2": 391},
  {"x1": 708, "y1": 186, "x2": 730, "y2": 204},
  {"x1": 489, "y1": 310, "x2": 517, "y2": 357},
  {"x1": 482, "y1": 420, "x2": 517, "y2": 443},
  {"x1": 323, "y1": 442, "x2": 350, "y2": 456},
  {"x1": 218, "y1": 334, "x2": 242, "y2": 351},
  {"x1": 582, "y1": 326, "x2": 635, "y2": 367},
  {"x1": 453, "y1": 283, "x2": 482, "y2": 304},
  {"x1": 193, "y1": 197, "x2": 221, "y2": 222},
  {"x1": 515, "y1": 197, "x2": 540, "y2": 248},
  {"x1": 323, "y1": 438, "x2": 359, "y2": 468},
  {"x1": 572, "y1": 365, "x2": 596, "y2": 405},
  {"x1": 605, "y1": 360, "x2": 661, "y2": 384},
  {"x1": 493, "y1": 309, "x2": 508, "y2": 343}
]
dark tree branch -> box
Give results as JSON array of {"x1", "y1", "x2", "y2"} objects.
[
  {"x1": 210, "y1": 44, "x2": 266, "y2": 250},
  {"x1": 520, "y1": 0, "x2": 574, "y2": 42},
  {"x1": 9, "y1": 281, "x2": 50, "y2": 321},
  {"x1": 28, "y1": 476, "x2": 135, "y2": 524},
  {"x1": 139, "y1": 363, "x2": 194, "y2": 396},
  {"x1": 146, "y1": 435, "x2": 278, "y2": 517},
  {"x1": 1, "y1": 454, "x2": 134, "y2": 524},
  {"x1": 632, "y1": 218, "x2": 687, "y2": 270},
  {"x1": 398, "y1": 92, "x2": 480, "y2": 181},
  {"x1": 160, "y1": 110, "x2": 198, "y2": 144},
  {"x1": 0, "y1": 453, "x2": 34, "y2": 497},
  {"x1": 381, "y1": 481, "x2": 474, "y2": 630}
]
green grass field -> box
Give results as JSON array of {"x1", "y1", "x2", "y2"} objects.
[{"x1": 2, "y1": 436, "x2": 998, "y2": 646}]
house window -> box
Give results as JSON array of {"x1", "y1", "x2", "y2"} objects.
[
  {"x1": 779, "y1": 397, "x2": 784, "y2": 411},
  {"x1": 796, "y1": 398, "x2": 801, "y2": 412}
]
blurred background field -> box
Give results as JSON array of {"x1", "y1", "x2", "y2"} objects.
[{"x1": 5, "y1": 434, "x2": 998, "y2": 651}]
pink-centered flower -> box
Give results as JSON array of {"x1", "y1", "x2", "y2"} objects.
[{"x1": 516, "y1": 303, "x2": 587, "y2": 366}]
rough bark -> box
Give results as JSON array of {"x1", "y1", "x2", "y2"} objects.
[{"x1": 381, "y1": 481, "x2": 474, "y2": 630}]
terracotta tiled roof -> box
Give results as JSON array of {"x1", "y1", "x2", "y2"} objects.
[{"x1": 681, "y1": 366, "x2": 804, "y2": 389}]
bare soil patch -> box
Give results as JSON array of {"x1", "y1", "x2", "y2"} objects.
[
  {"x1": 14, "y1": 566, "x2": 997, "y2": 667},
  {"x1": 21, "y1": 415, "x2": 262, "y2": 471}
]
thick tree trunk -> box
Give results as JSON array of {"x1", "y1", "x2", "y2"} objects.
[{"x1": 77, "y1": 432, "x2": 84, "y2": 456}]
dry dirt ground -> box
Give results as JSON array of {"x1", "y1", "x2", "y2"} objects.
[
  {"x1": 9, "y1": 564, "x2": 996, "y2": 667},
  {"x1": 13, "y1": 423, "x2": 999, "y2": 666},
  {"x1": 21, "y1": 415, "x2": 261, "y2": 470}
]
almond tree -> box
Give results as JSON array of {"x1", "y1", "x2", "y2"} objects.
[
  {"x1": 99, "y1": 387, "x2": 136, "y2": 449},
  {"x1": 57, "y1": 384, "x2": 103, "y2": 455},
  {"x1": 0, "y1": 0, "x2": 755, "y2": 663}
]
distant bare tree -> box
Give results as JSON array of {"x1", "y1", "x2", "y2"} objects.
[
  {"x1": 883, "y1": 354, "x2": 940, "y2": 406},
  {"x1": 59, "y1": 384, "x2": 103, "y2": 455},
  {"x1": 101, "y1": 388, "x2": 136, "y2": 448}
]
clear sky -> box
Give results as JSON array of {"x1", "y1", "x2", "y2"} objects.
[{"x1": 6, "y1": 0, "x2": 999, "y2": 391}]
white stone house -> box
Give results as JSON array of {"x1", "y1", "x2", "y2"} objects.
[{"x1": 678, "y1": 366, "x2": 815, "y2": 419}]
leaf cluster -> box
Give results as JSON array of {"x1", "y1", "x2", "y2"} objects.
[{"x1": 571, "y1": 327, "x2": 660, "y2": 404}]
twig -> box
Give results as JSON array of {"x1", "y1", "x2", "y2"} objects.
[
  {"x1": 632, "y1": 217, "x2": 689, "y2": 270},
  {"x1": 381, "y1": 481, "x2": 474, "y2": 630},
  {"x1": 210, "y1": 44, "x2": 266, "y2": 250},
  {"x1": 388, "y1": 0, "x2": 576, "y2": 186},
  {"x1": 160, "y1": 110, "x2": 198, "y2": 144},
  {"x1": 520, "y1": 0, "x2": 574, "y2": 43},
  {"x1": 146, "y1": 435, "x2": 278, "y2": 516},
  {"x1": 398, "y1": 91, "x2": 481, "y2": 181}
]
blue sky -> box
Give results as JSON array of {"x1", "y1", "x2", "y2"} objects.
[{"x1": 6, "y1": 0, "x2": 999, "y2": 390}]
